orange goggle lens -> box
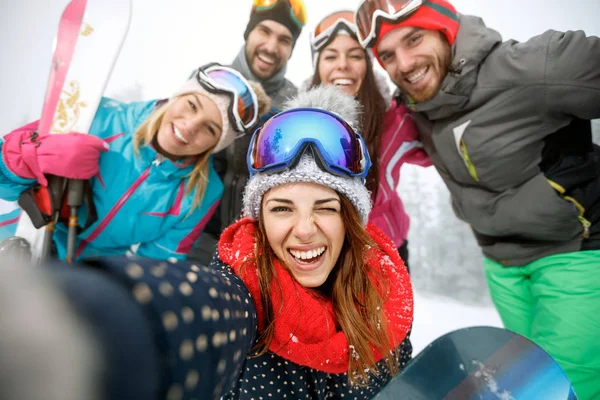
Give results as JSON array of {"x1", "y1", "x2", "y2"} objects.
[
  {"x1": 198, "y1": 64, "x2": 259, "y2": 132},
  {"x1": 313, "y1": 10, "x2": 355, "y2": 38},
  {"x1": 252, "y1": 0, "x2": 307, "y2": 26}
]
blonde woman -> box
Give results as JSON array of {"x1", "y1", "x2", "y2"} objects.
[{"x1": 0, "y1": 63, "x2": 270, "y2": 261}]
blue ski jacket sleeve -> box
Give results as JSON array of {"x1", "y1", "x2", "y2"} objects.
[
  {"x1": 0, "y1": 97, "x2": 224, "y2": 261},
  {"x1": 0, "y1": 144, "x2": 37, "y2": 201}
]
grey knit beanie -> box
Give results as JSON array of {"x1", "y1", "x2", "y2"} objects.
[{"x1": 242, "y1": 85, "x2": 372, "y2": 225}]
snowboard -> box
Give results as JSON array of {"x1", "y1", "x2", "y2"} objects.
[
  {"x1": 14, "y1": 0, "x2": 132, "y2": 263},
  {"x1": 374, "y1": 326, "x2": 577, "y2": 400}
]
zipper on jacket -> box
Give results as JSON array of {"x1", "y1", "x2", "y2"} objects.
[
  {"x1": 547, "y1": 179, "x2": 591, "y2": 239},
  {"x1": 578, "y1": 215, "x2": 591, "y2": 239},
  {"x1": 449, "y1": 58, "x2": 466, "y2": 76},
  {"x1": 459, "y1": 139, "x2": 480, "y2": 182},
  {"x1": 564, "y1": 195, "x2": 591, "y2": 239},
  {"x1": 153, "y1": 155, "x2": 164, "y2": 167}
]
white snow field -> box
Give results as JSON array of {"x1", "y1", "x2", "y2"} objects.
[{"x1": 411, "y1": 289, "x2": 503, "y2": 355}]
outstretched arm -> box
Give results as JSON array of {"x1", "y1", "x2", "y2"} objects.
[{"x1": 0, "y1": 255, "x2": 257, "y2": 400}]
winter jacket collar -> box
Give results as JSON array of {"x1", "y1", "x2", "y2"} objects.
[
  {"x1": 217, "y1": 217, "x2": 413, "y2": 374},
  {"x1": 136, "y1": 140, "x2": 196, "y2": 180}
]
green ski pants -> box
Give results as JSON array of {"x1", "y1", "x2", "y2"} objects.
[{"x1": 484, "y1": 250, "x2": 600, "y2": 400}]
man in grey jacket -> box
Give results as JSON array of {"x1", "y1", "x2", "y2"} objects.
[
  {"x1": 355, "y1": 0, "x2": 600, "y2": 398},
  {"x1": 190, "y1": 0, "x2": 304, "y2": 264}
]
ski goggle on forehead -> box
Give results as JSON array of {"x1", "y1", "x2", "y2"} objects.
[
  {"x1": 310, "y1": 10, "x2": 357, "y2": 53},
  {"x1": 355, "y1": 0, "x2": 424, "y2": 48},
  {"x1": 247, "y1": 108, "x2": 372, "y2": 180},
  {"x1": 252, "y1": 0, "x2": 307, "y2": 28},
  {"x1": 196, "y1": 63, "x2": 258, "y2": 133}
]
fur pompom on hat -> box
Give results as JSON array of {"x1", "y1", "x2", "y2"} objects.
[
  {"x1": 242, "y1": 85, "x2": 373, "y2": 224},
  {"x1": 172, "y1": 78, "x2": 270, "y2": 154}
]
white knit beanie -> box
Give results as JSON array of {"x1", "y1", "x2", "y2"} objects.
[
  {"x1": 171, "y1": 79, "x2": 236, "y2": 154},
  {"x1": 242, "y1": 85, "x2": 372, "y2": 225}
]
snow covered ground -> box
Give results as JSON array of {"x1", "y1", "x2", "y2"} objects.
[{"x1": 411, "y1": 289, "x2": 503, "y2": 355}]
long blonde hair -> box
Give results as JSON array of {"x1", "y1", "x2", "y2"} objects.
[{"x1": 132, "y1": 97, "x2": 212, "y2": 213}]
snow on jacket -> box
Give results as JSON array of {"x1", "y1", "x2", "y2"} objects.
[
  {"x1": 0, "y1": 97, "x2": 223, "y2": 261},
  {"x1": 407, "y1": 15, "x2": 600, "y2": 265}
]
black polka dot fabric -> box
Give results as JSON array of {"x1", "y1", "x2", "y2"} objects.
[
  {"x1": 222, "y1": 339, "x2": 412, "y2": 400},
  {"x1": 89, "y1": 255, "x2": 258, "y2": 400}
]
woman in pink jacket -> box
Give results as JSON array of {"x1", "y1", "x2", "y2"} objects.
[{"x1": 307, "y1": 10, "x2": 431, "y2": 270}]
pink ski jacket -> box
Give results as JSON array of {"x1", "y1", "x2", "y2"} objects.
[{"x1": 369, "y1": 98, "x2": 431, "y2": 248}]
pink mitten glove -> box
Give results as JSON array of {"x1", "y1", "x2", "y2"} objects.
[{"x1": 2, "y1": 121, "x2": 109, "y2": 186}]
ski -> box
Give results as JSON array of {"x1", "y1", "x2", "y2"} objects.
[{"x1": 14, "y1": 0, "x2": 132, "y2": 263}]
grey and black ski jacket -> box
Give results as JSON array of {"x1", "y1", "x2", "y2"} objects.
[{"x1": 409, "y1": 15, "x2": 600, "y2": 266}]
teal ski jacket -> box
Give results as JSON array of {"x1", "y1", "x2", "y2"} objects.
[{"x1": 0, "y1": 97, "x2": 223, "y2": 261}]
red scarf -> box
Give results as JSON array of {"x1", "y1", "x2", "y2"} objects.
[{"x1": 218, "y1": 218, "x2": 413, "y2": 374}]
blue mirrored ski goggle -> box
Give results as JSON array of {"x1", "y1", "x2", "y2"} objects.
[
  {"x1": 196, "y1": 63, "x2": 259, "y2": 133},
  {"x1": 247, "y1": 108, "x2": 372, "y2": 180}
]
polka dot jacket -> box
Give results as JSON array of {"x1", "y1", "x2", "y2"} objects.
[{"x1": 93, "y1": 255, "x2": 258, "y2": 400}]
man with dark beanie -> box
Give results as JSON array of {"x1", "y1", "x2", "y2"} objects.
[
  {"x1": 190, "y1": 0, "x2": 306, "y2": 265},
  {"x1": 241, "y1": 0, "x2": 304, "y2": 83},
  {"x1": 354, "y1": 0, "x2": 600, "y2": 398}
]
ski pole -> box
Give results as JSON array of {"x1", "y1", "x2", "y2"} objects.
[
  {"x1": 41, "y1": 217, "x2": 57, "y2": 262},
  {"x1": 39, "y1": 175, "x2": 68, "y2": 263},
  {"x1": 66, "y1": 179, "x2": 84, "y2": 263}
]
